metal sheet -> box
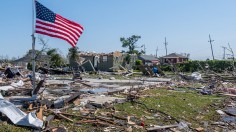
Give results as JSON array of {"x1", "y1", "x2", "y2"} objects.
[
  {"x1": 0, "y1": 93, "x2": 43, "y2": 128},
  {"x1": 0, "y1": 85, "x2": 14, "y2": 91}
]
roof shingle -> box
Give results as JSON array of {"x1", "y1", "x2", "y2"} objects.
[{"x1": 161, "y1": 53, "x2": 188, "y2": 58}]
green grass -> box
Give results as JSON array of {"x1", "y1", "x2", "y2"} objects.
[
  {"x1": 0, "y1": 87, "x2": 227, "y2": 131},
  {"x1": 0, "y1": 123, "x2": 31, "y2": 132},
  {"x1": 112, "y1": 88, "x2": 226, "y2": 128}
]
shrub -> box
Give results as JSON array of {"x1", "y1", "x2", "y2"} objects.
[
  {"x1": 135, "y1": 59, "x2": 143, "y2": 66},
  {"x1": 160, "y1": 60, "x2": 235, "y2": 73}
]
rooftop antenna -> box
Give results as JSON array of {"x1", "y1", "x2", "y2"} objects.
[{"x1": 208, "y1": 34, "x2": 215, "y2": 60}]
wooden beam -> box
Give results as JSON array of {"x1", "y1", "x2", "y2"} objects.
[{"x1": 146, "y1": 124, "x2": 179, "y2": 131}]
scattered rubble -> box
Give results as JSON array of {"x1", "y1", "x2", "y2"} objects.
[{"x1": 0, "y1": 65, "x2": 236, "y2": 131}]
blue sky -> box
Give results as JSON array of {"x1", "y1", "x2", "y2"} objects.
[{"x1": 0, "y1": 0, "x2": 236, "y2": 60}]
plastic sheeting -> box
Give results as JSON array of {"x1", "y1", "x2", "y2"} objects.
[
  {"x1": 0, "y1": 94, "x2": 43, "y2": 128},
  {"x1": 0, "y1": 85, "x2": 14, "y2": 91},
  {"x1": 11, "y1": 80, "x2": 24, "y2": 87},
  {"x1": 191, "y1": 72, "x2": 202, "y2": 80}
]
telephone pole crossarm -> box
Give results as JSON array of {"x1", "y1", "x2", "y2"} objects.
[{"x1": 208, "y1": 34, "x2": 215, "y2": 60}]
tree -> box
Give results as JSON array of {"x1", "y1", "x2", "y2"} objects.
[
  {"x1": 135, "y1": 59, "x2": 143, "y2": 66},
  {"x1": 27, "y1": 62, "x2": 32, "y2": 70},
  {"x1": 23, "y1": 36, "x2": 50, "y2": 69},
  {"x1": 68, "y1": 47, "x2": 79, "y2": 61},
  {"x1": 47, "y1": 48, "x2": 65, "y2": 68},
  {"x1": 140, "y1": 49, "x2": 146, "y2": 55},
  {"x1": 124, "y1": 54, "x2": 131, "y2": 64},
  {"x1": 68, "y1": 47, "x2": 81, "y2": 69},
  {"x1": 36, "y1": 36, "x2": 49, "y2": 61},
  {"x1": 120, "y1": 35, "x2": 141, "y2": 54}
]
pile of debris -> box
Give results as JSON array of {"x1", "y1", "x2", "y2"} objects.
[{"x1": 1, "y1": 64, "x2": 236, "y2": 131}]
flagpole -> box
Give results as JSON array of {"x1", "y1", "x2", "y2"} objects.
[{"x1": 32, "y1": 0, "x2": 36, "y2": 95}]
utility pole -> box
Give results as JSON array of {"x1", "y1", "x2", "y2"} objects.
[
  {"x1": 221, "y1": 46, "x2": 227, "y2": 60},
  {"x1": 155, "y1": 46, "x2": 158, "y2": 58},
  {"x1": 164, "y1": 37, "x2": 168, "y2": 55},
  {"x1": 208, "y1": 34, "x2": 215, "y2": 60}
]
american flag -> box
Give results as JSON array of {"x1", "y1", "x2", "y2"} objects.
[{"x1": 35, "y1": 1, "x2": 84, "y2": 47}]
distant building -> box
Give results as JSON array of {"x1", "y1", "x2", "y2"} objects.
[
  {"x1": 0, "y1": 60, "x2": 12, "y2": 68},
  {"x1": 79, "y1": 51, "x2": 123, "y2": 72},
  {"x1": 138, "y1": 55, "x2": 159, "y2": 65},
  {"x1": 122, "y1": 53, "x2": 138, "y2": 70},
  {"x1": 12, "y1": 50, "x2": 50, "y2": 69},
  {"x1": 0, "y1": 60, "x2": 3, "y2": 67},
  {"x1": 78, "y1": 51, "x2": 138, "y2": 72},
  {"x1": 160, "y1": 53, "x2": 189, "y2": 64}
]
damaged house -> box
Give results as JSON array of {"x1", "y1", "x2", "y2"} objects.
[
  {"x1": 0, "y1": 60, "x2": 4, "y2": 67},
  {"x1": 79, "y1": 51, "x2": 124, "y2": 72},
  {"x1": 160, "y1": 53, "x2": 189, "y2": 64},
  {"x1": 79, "y1": 51, "x2": 137, "y2": 71},
  {"x1": 138, "y1": 54, "x2": 159, "y2": 66}
]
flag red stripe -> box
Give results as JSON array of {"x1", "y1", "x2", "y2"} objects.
[
  {"x1": 57, "y1": 14, "x2": 84, "y2": 30},
  {"x1": 55, "y1": 19, "x2": 83, "y2": 35},
  {"x1": 36, "y1": 30, "x2": 75, "y2": 47},
  {"x1": 36, "y1": 25, "x2": 77, "y2": 44},
  {"x1": 56, "y1": 15, "x2": 83, "y2": 34},
  {"x1": 54, "y1": 20, "x2": 81, "y2": 38},
  {"x1": 36, "y1": 20, "x2": 79, "y2": 41}
]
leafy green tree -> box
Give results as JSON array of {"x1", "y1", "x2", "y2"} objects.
[
  {"x1": 120, "y1": 35, "x2": 141, "y2": 54},
  {"x1": 124, "y1": 54, "x2": 131, "y2": 64},
  {"x1": 68, "y1": 47, "x2": 80, "y2": 68},
  {"x1": 140, "y1": 49, "x2": 146, "y2": 55},
  {"x1": 68, "y1": 47, "x2": 79, "y2": 61},
  {"x1": 27, "y1": 62, "x2": 32, "y2": 70},
  {"x1": 47, "y1": 48, "x2": 65, "y2": 68},
  {"x1": 135, "y1": 59, "x2": 143, "y2": 66},
  {"x1": 47, "y1": 49, "x2": 57, "y2": 56}
]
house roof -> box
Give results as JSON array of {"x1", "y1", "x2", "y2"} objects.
[
  {"x1": 13, "y1": 54, "x2": 49, "y2": 63},
  {"x1": 0, "y1": 60, "x2": 8, "y2": 64},
  {"x1": 161, "y1": 53, "x2": 188, "y2": 58},
  {"x1": 79, "y1": 51, "x2": 122, "y2": 57},
  {"x1": 139, "y1": 55, "x2": 159, "y2": 61}
]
